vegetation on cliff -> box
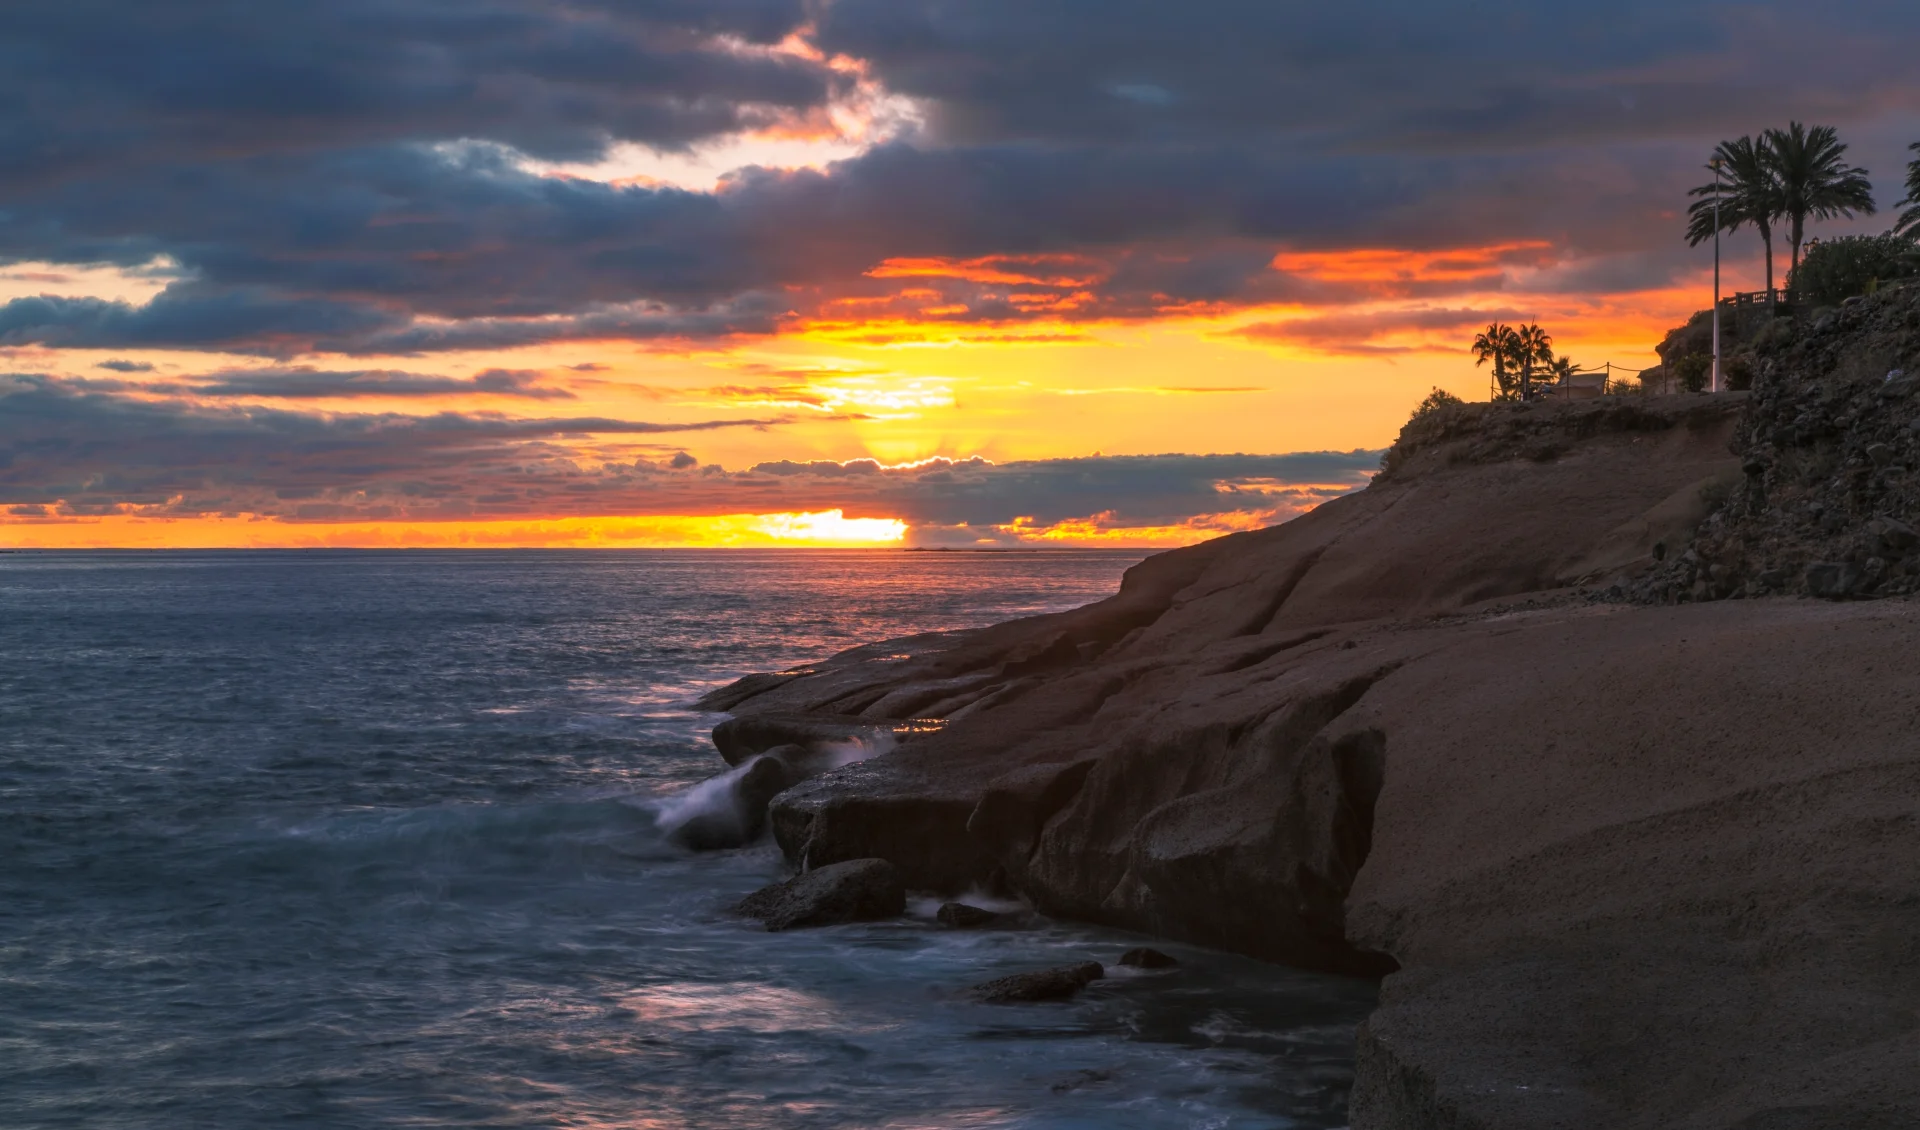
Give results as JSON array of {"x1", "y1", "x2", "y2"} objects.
[
  {"x1": 1625, "y1": 282, "x2": 1920, "y2": 602},
  {"x1": 1687, "y1": 121, "x2": 1878, "y2": 283}
]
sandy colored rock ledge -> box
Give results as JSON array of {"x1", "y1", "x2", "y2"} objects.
[{"x1": 699, "y1": 390, "x2": 1919, "y2": 1126}]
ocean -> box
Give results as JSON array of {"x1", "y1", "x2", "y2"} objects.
[{"x1": 0, "y1": 549, "x2": 1375, "y2": 1129}]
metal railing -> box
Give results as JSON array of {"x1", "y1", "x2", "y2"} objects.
[{"x1": 1719, "y1": 288, "x2": 1805, "y2": 309}]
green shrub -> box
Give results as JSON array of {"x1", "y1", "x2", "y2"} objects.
[
  {"x1": 1725, "y1": 355, "x2": 1755, "y2": 391},
  {"x1": 1408, "y1": 386, "x2": 1465, "y2": 422},
  {"x1": 1749, "y1": 315, "x2": 1798, "y2": 353},
  {"x1": 1789, "y1": 233, "x2": 1920, "y2": 306},
  {"x1": 1673, "y1": 352, "x2": 1712, "y2": 393}
]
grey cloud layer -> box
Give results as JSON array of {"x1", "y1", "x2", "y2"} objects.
[
  {"x1": 0, "y1": 0, "x2": 831, "y2": 184},
  {"x1": 0, "y1": 0, "x2": 1912, "y2": 358},
  {"x1": 0, "y1": 375, "x2": 1375, "y2": 525},
  {"x1": 814, "y1": 1, "x2": 1917, "y2": 149},
  {"x1": 190, "y1": 367, "x2": 576, "y2": 399},
  {"x1": 0, "y1": 374, "x2": 795, "y2": 515},
  {"x1": 0, "y1": 2, "x2": 1913, "y2": 359}
]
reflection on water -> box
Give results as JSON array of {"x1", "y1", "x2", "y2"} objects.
[
  {"x1": 620, "y1": 982, "x2": 861, "y2": 1035},
  {"x1": 0, "y1": 550, "x2": 1374, "y2": 1129}
]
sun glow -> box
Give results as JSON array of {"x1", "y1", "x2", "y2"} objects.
[{"x1": 0, "y1": 511, "x2": 908, "y2": 549}]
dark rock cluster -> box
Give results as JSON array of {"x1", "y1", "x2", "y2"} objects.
[
  {"x1": 970, "y1": 961, "x2": 1105, "y2": 1003},
  {"x1": 1630, "y1": 284, "x2": 1920, "y2": 602},
  {"x1": 736, "y1": 858, "x2": 905, "y2": 931}
]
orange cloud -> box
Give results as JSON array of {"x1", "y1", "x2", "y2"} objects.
[
  {"x1": 994, "y1": 505, "x2": 1312, "y2": 548},
  {"x1": 1269, "y1": 241, "x2": 1558, "y2": 288}
]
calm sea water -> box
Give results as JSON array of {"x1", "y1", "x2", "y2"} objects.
[{"x1": 0, "y1": 550, "x2": 1374, "y2": 1129}]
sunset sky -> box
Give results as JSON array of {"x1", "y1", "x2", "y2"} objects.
[{"x1": 5, "y1": 1, "x2": 1919, "y2": 548}]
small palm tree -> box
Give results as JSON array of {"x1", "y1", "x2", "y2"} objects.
[
  {"x1": 1687, "y1": 135, "x2": 1784, "y2": 294},
  {"x1": 1512, "y1": 323, "x2": 1554, "y2": 400},
  {"x1": 1472, "y1": 322, "x2": 1518, "y2": 400},
  {"x1": 1764, "y1": 122, "x2": 1876, "y2": 280},
  {"x1": 1895, "y1": 142, "x2": 1920, "y2": 239}
]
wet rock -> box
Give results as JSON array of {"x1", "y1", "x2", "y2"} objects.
[
  {"x1": 1117, "y1": 947, "x2": 1179, "y2": 969},
  {"x1": 935, "y1": 902, "x2": 1004, "y2": 928},
  {"x1": 971, "y1": 961, "x2": 1105, "y2": 1003},
  {"x1": 736, "y1": 858, "x2": 905, "y2": 931},
  {"x1": 1049, "y1": 1069, "x2": 1113, "y2": 1093},
  {"x1": 710, "y1": 713, "x2": 890, "y2": 767}
]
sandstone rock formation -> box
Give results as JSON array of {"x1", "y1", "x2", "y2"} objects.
[{"x1": 698, "y1": 387, "x2": 1920, "y2": 1126}]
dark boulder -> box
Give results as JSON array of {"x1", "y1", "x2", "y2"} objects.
[
  {"x1": 935, "y1": 902, "x2": 1004, "y2": 928},
  {"x1": 971, "y1": 961, "x2": 1105, "y2": 1003},
  {"x1": 1117, "y1": 947, "x2": 1178, "y2": 969},
  {"x1": 1806, "y1": 561, "x2": 1864, "y2": 599},
  {"x1": 736, "y1": 858, "x2": 905, "y2": 931},
  {"x1": 1868, "y1": 517, "x2": 1919, "y2": 556}
]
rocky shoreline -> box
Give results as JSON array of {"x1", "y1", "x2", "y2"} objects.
[{"x1": 692, "y1": 290, "x2": 1920, "y2": 1128}]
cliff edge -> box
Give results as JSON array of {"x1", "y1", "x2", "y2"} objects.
[{"x1": 697, "y1": 300, "x2": 1920, "y2": 1127}]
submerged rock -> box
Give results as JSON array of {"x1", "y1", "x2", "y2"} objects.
[
  {"x1": 736, "y1": 858, "x2": 905, "y2": 931},
  {"x1": 935, "y1": 902, "x2": 1003, "y2": 928},
  {"x1": 1117, "y1": 947, "x2": 1178, "y2": 969},
  {"x1": 971, "y1": 961, "x2": 1104, "y2": 1003}
]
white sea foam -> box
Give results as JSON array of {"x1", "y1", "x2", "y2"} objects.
[{"x1": 651, "y1": 757, "x2": 759, "y2": 837}]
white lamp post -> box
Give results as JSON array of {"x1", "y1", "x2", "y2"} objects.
[{"x1": 1710, "y1": 156, "x2": 1723, "y2": 394}]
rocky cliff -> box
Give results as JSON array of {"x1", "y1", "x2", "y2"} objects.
[{"x1": 696, "y1": 362, "x2": 1920, "y2": 1126}]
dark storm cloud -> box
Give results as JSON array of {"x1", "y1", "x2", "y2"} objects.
[
  {"x1": 190, "y1": 367, "x2": 575, "y2": 400},
  {"x1": 0, "y1": 375, "x2": 1375, "y2": 525},
  {"x1": 0, "y1": 1, "x2": 1915, "y2": 356},
  {"x1": 813, "y1": 1, "x2": 1919, "y2": 150},
  {"x1": 0, "y1": 141, "x2": 1682, "y2": 353},
  {"x1": 0, "y1": 287, "x2": 404, "y2": 354},
  {"x1": 0, "y1": 0, "x2": 832, "y2": 186}
]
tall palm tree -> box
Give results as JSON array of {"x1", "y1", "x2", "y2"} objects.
[
  {"x1": 1687, "y1": 135, "x2": 1784, "y2": 294},
  {"x1": 1764, "y1": 122, "x2": 1876, "y2": 280},
  {"x1": 1512, "y1": 323, "x2": 1553, "y2": 400},
  {"x1": 1896, "y1": 141, "x2": 1920, "y2": 239},
  {"x1": 1472, "y1": 322, "x2": 1518, "y2": 400}
]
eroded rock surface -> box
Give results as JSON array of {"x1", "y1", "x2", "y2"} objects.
[
  {"x1": 699, "y1": 389, "x2": 1920, "y2": 1126},
  {"x1": 702, "y1": 395, "x2": 1746, "y2": 975}
]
